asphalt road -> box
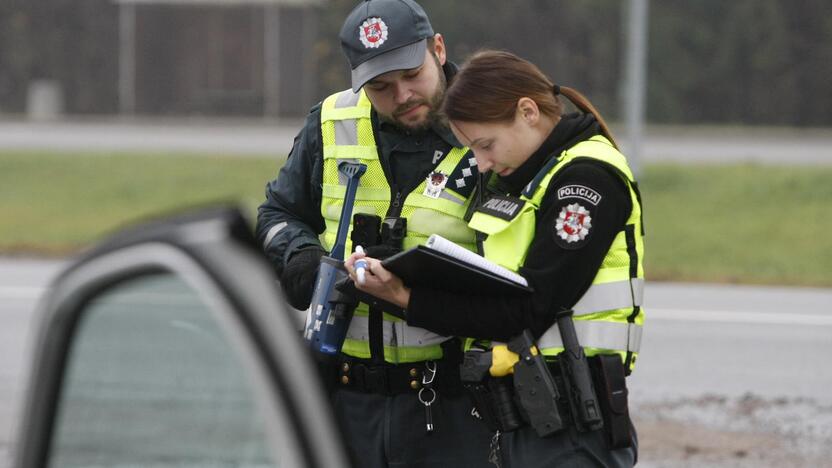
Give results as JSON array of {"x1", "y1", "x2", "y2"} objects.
[
  {"x1": 2, "y1": 118, "x2": 832, "y2": 165},
  {"x1": 630, "y1": 282, "x2": 832, "y2": 404},
  {"x1": 1, "y1": 257, "x2": 831, "y2": 466}
]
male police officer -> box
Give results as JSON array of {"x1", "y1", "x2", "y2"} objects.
[{"x1": 256, "y1": 1, "x2": 492, "y2": 466}]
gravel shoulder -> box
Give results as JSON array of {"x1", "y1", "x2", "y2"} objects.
[{"x1": 634, "y1": 394, "x2": 832, "y2": 467}]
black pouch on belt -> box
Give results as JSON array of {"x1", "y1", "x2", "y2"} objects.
[{"x1": 591, "y1": 354, "x2": 633, "y2": 449}]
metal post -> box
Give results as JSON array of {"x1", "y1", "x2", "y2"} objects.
[
  {"x1": 623, "y1": 0, "x2": 649, "y2": 175},
  {"x1": 118, "y1": 3, "x2": 136, "y2": 115}
]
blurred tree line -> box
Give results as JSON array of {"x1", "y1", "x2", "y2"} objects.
[{"x1": 1, "y1": 0, "x2": 830, "y2": 125}]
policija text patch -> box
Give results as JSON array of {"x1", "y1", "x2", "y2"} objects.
[
  {"x1": 476, "y1": 194, "x2": 525, "y2": 221},
  {"x1": 557, "y1": 184, "x2": 602, "y2": 206}
]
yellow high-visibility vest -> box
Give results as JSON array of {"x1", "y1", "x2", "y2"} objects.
[
  {"x1": 319, "y1": 88, "x2": 478, "y2": 363},
  {"x1": 469, "y1": 135, "x2": 645, "y2": 371}
]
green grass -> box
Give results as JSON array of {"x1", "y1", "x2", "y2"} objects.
[
  {"x1": 640, "y1": 163, "x2": 832, "y2": 287},
  {"x1": 0, "y1": 150, "x2": 282, "y2": 255},
  {"x1": 1, "y1": 151, "x2": 831, "y2": 287}
]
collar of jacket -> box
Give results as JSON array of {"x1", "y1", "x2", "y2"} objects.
[{"x1": 496, "y1": 112, "x2": 601, "y2": 195}]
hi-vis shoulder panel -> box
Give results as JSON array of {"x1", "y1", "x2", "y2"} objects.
[
  {"x1": 476, "y1": 194, "x2": 526, "y2": 221},
  {"x1": 469, "y1": 194, "x2": 537, "y2": 271}
]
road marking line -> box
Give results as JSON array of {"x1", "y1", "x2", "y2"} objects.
[{"x1": 649, "y1": 308, "x2": 832, "y2": 326}]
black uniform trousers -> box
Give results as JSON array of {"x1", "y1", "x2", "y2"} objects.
[
  {"x1": 498, "y1": 422, "x2": 638, "y2": 468},
  {"x1": 332, "y1": 387, "x2": 494, "y2": 468}
]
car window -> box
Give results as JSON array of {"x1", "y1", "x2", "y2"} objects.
[
  {"x1": 15, "y1": 208, "x2": 349, "y2": 468},
  {"x1": 47, "y1": 272, "x2": 276, "y2": 468}
]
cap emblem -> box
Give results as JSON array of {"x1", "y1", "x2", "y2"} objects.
[{"x1": 359, "y1": 17, "x2": 389, "y2": 49}]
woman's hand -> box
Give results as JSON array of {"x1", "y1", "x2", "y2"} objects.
[{"x1": 344, "y1": 250, "x2": 411, "y2": 309}]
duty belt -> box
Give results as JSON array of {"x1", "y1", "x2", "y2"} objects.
[{"x1": 336, "y1": 356, "x2": 464, "y2": 396}]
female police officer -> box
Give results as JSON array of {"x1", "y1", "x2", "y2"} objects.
[{"x1": 345, "y1": 50, "x2": 645, "y2": 467}]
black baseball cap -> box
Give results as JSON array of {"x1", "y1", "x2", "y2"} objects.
[{"x1": 339, "y1": 0, "x2": 435, "y2": 92}]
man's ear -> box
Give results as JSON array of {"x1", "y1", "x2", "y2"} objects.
[
  {"x1": 431, "y1": 34, "x2": 447, "y2": 66},
  {"x1": 517, "y1": 97, "x2": 540, "y2": 125}
]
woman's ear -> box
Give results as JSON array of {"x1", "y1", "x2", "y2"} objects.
[{"x1": 516, "y1": 97, "x2": 540, "y2": 125}]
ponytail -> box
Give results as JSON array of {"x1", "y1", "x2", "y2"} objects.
[{"x1": 558, "y1": 86, "x2": 618, "y2": 149}]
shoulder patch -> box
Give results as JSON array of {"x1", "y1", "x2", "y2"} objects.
[
  {"x1": 557, "y1": 184, "x2": 602, "y2": 206},
  {"x1": 476, "y1": 194, "x2": 526, "y2": 221},
  {"x1": 552, "y1": 202, "x2": 593, "y2": 249},
  {"x1": 446, "y1": 153, "x2": 479, "y2": 199}
]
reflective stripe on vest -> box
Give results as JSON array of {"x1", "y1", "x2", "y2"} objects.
[
  {"x1": 573, "y1": 278, "x2": 644, "y2": 316},
  {"x1": 345, "y1": 315, "x2": 449, "y2": 348},
  {"x1": 537, "y1": 321, "x2": 643, "y2": 353},
  {"x1": 318, "y1": 88, "x2": 477, "y2": 363},
  {"x1": 469, "y1": 135, "x2": 645, "y2": 370},
  {"x1": 342, "y1": 315, "x2": 445, "y2": 362}
]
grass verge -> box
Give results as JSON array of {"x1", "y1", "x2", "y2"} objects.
[
  {"x1": 1, "y1": 151, "x2": 830, "y2": 287},
  {"x1": 0, "y1": 150, "x2": 280, "y2": 255},
  {"x1": 640, "y1": 163, "x2": 832, "y2": 287}
]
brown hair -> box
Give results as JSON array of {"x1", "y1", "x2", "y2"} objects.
[{"x1": 443, "y1": 50, "x2": 618, "y2": 147}]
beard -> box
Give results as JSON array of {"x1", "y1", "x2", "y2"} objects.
[{"x1": 378, "y1": 54, "x2": 447, "y2": 133}]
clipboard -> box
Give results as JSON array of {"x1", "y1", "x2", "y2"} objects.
[{"x1": 381, "y1": 245, "x2": 533, "y2": 296}]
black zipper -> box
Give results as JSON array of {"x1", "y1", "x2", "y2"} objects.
[
  {"x1": 374, "y1": 115, "x2": 446, "y2": 219},
  {"x1": 387, "y1": 188, "x2": 404, "y2": 218}
]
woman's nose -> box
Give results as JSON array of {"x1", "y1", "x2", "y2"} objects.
[{"x1": 474, "y1": 154, "x2": 493, "y2": 172}]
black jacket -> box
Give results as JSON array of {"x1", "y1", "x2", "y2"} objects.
[{"x1": 407, "y1": 114, "x2": 634, "y2": 342}]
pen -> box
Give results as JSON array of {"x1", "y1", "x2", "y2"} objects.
[{"x1": 354, "y1": 245, "x2": 368, "y2": 285}]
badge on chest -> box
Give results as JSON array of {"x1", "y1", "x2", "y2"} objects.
[{"x1": 423, "y1": 171, "x2": 449, "y2": 199}]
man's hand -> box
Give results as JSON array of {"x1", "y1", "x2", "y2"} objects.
[
  {"x1": 344, "y1": 251, "x2": 411, "y2": 309},
  {"x1": 280, "y1": 246, "x2": 326, "y2": 310}
]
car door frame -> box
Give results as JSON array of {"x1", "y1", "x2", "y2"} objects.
[{"x1": 14, "y1": 206, "x2": 349, "y2": 468}]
